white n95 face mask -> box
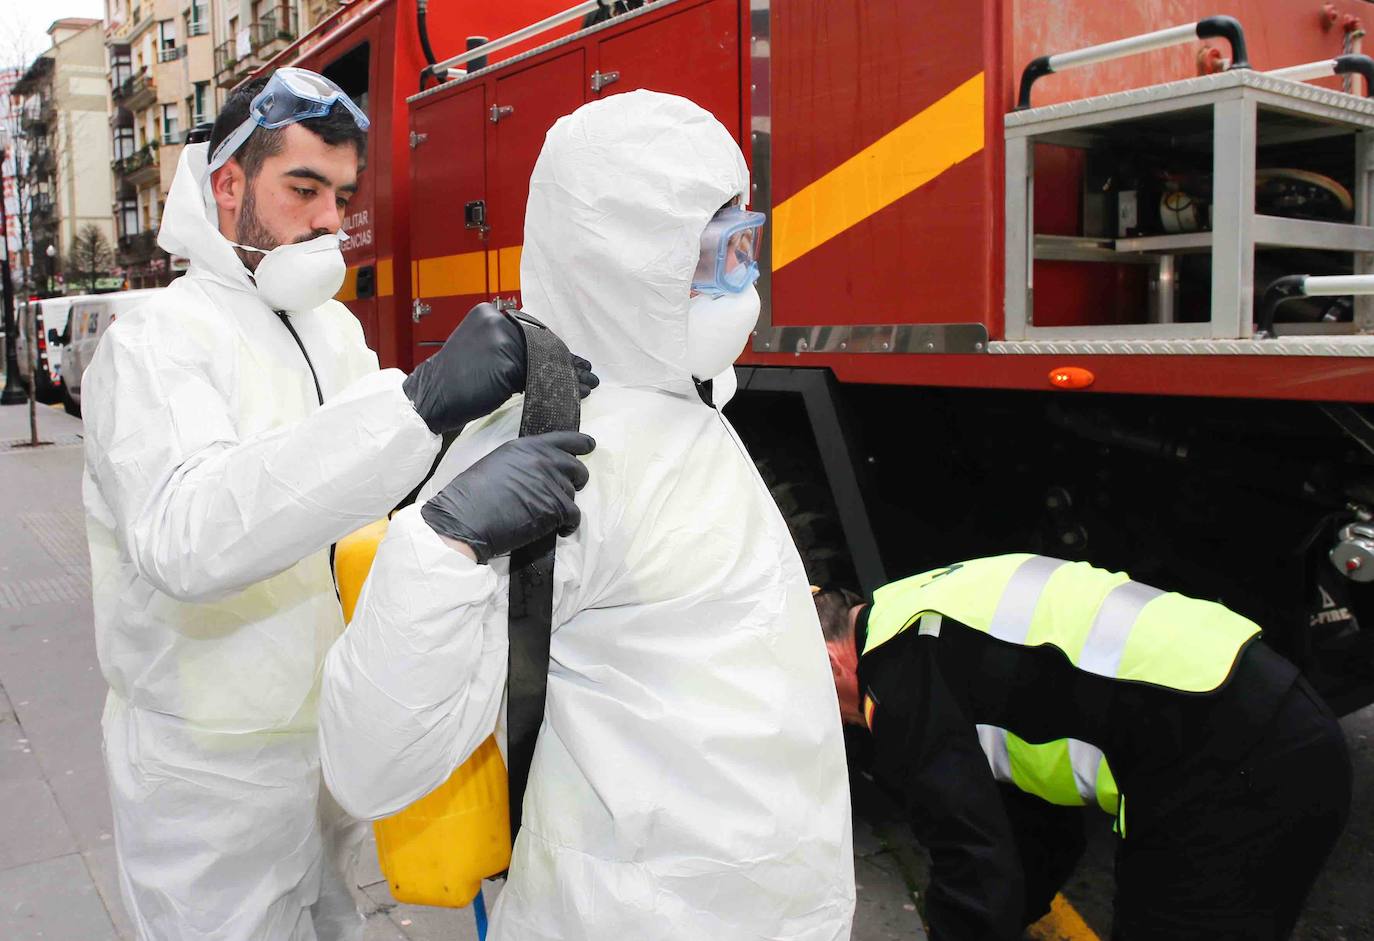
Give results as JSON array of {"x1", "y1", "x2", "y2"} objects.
[
  {"x1": 685, "y1": 284, "x2": 760, "y2": 381},
  {"x1": 235, "y1": 232, "x2": 348, "y2": 311}
]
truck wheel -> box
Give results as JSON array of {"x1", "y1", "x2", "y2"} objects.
[
  {"x1": 755, "y1": 455, "x2": 856, "y2": 589},
  {"x1": 60, "y1": 380, "x2": 81, "y2": 418}
]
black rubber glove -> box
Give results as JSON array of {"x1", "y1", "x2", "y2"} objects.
[
  {"x1": 403, "y1": 304, "x2": 599, "y2": 435},
  {"x1": 420, "y1": 431, "x2": 596, "y2": 563}
]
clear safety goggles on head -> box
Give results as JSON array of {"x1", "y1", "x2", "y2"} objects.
[
  {"x1": 692, "y1": 206, "x2": 765, "y2": 296},
  {"x1": 208, "y1": 68, "x2": 370, "y2": 174}
]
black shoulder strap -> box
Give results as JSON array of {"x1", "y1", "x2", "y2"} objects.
[{"x1": 506, "y1": 311, "x2": 581, "y2": 843}]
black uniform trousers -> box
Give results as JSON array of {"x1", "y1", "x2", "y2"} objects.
[{"x1": 1000, "y1": 676, "x2": 1350, "y2": 940}]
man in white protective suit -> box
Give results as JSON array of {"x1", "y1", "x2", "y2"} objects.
[
  {"x1": 318, "y1": 90, "x2": 856, "y2": 939},
  {"x1": 82, "y1": 69, "x2": 596, "y2": 941}
]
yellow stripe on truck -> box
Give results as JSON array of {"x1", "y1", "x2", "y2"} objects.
[
  {"x1": 770, "y1": 71, "x2": 985, "y2": 272},
  {"x1": 336, "y1": 258, "x2": 396, "y2": 302},
  {"x1": 418, "y1": 250, "x2": 487, "y2": 298},
  {"x1": 498, "y1": 245, "x2": 522, "y2": 292}
]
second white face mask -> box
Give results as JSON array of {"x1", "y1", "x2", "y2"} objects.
[
  {"x1": 236, "y1": 232, "x2": 348, "y2": 311},
  {"x1": 685, "y1": 285, "x2": 760, "y2": 381}
]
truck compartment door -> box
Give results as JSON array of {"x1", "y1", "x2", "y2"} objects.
[
  {"x1": 486, "y1": 48, "x2": 588, "y2": 309},
  {"x1": 593, "y1": 0, "x2": 741, "y2": 137},
  {"x1": 409, "y1": 83, "x2": 490, "y2": 362}
]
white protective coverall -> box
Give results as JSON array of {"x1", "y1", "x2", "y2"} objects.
[
  {"x1": 319, "y1": 90, "x2": 855, "y2": 940},
  {"x1": 82, "y1": 142, "x2": 441, "y2": 940}
]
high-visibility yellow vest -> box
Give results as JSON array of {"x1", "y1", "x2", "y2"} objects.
[
  {"x1": 336, "y1": 520, "x2": 510, "y2": 908},
  {"x1": 862, "y1": 555, "x2": 1261, "y2": 814}
]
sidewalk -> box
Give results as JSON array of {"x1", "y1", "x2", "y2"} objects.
[{"x1": 0, "y1": 402, "x2": 925, "y2": 940}]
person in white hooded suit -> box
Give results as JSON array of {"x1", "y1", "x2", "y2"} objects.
[
  {"x1": 319, "y1": 90, "x2": 855, "y2": 939},
  {"x1": 82, "y1": 70, "x2": 597, "y2": 941}
]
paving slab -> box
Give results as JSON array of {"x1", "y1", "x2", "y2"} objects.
[
  {"x1": 81, "y1": 845, "x2": 134, "y2": 941},
  {"x1": 0, "y1": 778, "x2": 79, "y2": 871},
  {"x1": 0, "y1": 853, "x2": 115, "y2": 941}
]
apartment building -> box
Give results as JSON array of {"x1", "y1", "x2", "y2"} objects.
[
  {"x1": 12, "y1": 19, "x2": 116, "y2": 295},
  {"x1": 101, "y1": 0, "x2": 340, "y2": 287},
  {"x1": 106, "y1": 0, "x2": 216, "y2": 287}
]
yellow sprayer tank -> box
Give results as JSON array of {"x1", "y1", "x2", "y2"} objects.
[{"x1": 335, "y1": 519, "x2": 511, "y2": 907}]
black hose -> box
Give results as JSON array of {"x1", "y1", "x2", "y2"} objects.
[
  {"x1": 1256, "y1": 275, "x2": 1309, "y2": 339},
  {"x1": 417, "y1": 0, "x2": 443, "y2": 90},
  {"x1": 1335, "y1": 54, "x2": 1374, "y2": 97},
  {"x1": 417, "y1": 0, "x2": 438, "y2": 66}
]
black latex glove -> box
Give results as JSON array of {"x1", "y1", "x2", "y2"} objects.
[
  {"x1": 420, "y1": 431, "x2": 596, "y2": 563},
  {"x1": 403, "y1": 304, "x2": 599, "y2": 435}
]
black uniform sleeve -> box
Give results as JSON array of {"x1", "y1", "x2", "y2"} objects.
[{"x1": 863, "y1": 635, "x2": 1025, "y2": 941}]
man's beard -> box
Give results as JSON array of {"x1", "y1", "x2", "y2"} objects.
[
  {"x1": 233, "y1": 184, "x2": 331, "y2": 272},
  {"x1": 233, "y1": 184, "x2": 279, "y2": 272}
]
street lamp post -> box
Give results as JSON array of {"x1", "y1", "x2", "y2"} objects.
[
  {"x1": 1, "y1": 148, "x2": 29, "y2": 405},
  {"x1": 45, "y1": 242, "x2": 55, "y2": 295}
]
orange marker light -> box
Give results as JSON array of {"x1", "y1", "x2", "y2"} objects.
[{"x1": 1049, "y1": 366, "x2": 1095, "y2": 390}]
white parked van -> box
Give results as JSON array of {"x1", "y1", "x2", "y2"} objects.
[{"x1": 53, "y1": 289, "x2": 162, "y2": 416}]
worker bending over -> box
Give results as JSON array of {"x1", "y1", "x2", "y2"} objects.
[{"x1": 817, "y1": 554, "x2": 1350, "y2": 940}]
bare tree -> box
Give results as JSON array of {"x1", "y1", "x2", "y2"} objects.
[{"x1": 64, "y1": 224, "x2": 114, "y2": 294}]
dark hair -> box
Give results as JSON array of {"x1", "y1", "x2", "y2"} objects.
[
  {"x1": 208, "y1": 73, "x2": 367, "y2": 181},
  {"x1": 814, "y1": 588, "x2": 863, "y2": 643}
]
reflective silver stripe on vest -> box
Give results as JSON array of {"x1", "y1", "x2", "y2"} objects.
[
  {"x1": 988, "y1": 556, "x2": 1068, "y2": 644},
  {"x1": 1078, "y1": 580, "x2": 1165, "y2": 678},
  {"x1": 976, "y1": 724, "x2": 1012, "y2": 783},
  {"x1": 1067, "y1": 737, "x2": 1105, "y2": 804},
  {"x1": 918, "y1": 613, "x2": 943, "y2": 637}
]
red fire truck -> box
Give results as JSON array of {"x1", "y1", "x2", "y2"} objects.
[{"x1": 262, "y1": 0, "x2": 1374, "y2": 710}]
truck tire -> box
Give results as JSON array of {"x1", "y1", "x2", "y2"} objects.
[
  {"x1": 755, "y1": 455, "x2": 856, "y2": 590},
  {"x1": 60, "y1": 379, "x2": 81, "y2": 418}
]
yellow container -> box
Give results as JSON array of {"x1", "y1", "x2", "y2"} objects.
[{"x1": 335, "y1": 520, "x2": 512, "y2": 908}]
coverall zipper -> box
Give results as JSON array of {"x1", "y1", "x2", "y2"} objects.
[{"x1": 274, "y1": 310, "x2": 340, "y2": 603}]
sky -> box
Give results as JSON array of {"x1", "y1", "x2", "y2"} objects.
[{"x1": 1, "y1": 0, "x2": 108, "y2": 70}]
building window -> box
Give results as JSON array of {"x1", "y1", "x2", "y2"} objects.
[
  {"x1": 118, "y1": 199, "x2": 138, "y2": 239},
  {"x1": 113, "y1": 125, "x2": 135, "y2": 161},
  {"x1": 187, "y1": 2, "x2": 209, "y2": 37},
  {"x1": 158, "y1": 20, "x2": 180, "y2": 61},
  {"x1": 191, "y1": 81, "x2": 210, "y2": 126},
  {"x1": 161, "y1": 104, "x2": 180, "y2": 145}
]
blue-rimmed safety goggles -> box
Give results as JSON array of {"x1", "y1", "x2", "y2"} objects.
[
  {"x1": 691, "y1": 206, "x2": 765, "y2": 296},
  {"x1": 208, "y1": 68, "x2": 370, "y2": 173}
]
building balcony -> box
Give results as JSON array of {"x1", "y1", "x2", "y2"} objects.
[
  {"x1": 28, "y1": 148, "x2": 55, "y2": 180},
  {"x1": 113, "y1": 143, "x2": 160, "y2": 186},
  {"x1": 157, "y1": 45, "x2": 186, "y2": 63},
  {"x1": 214, "y1": 39, "x2": 253, "y2": 88},
  {"x1": 112, "y1": 68, "x2": 156, "y2": 110},
  {"x1": 21, "y1": 102, "x2": 54, "y2": 137},
  {"x1": 117, "y1": 230, "x2": 159, "y2": 265},
  {"x1": 29, "y1": 193, "x2": 54, "y2": 218},
  {"x1": 251, "y1": 9, "x2": 299, "y2": 54}
]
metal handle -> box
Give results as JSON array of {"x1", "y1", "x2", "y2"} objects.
[
  {"x1": 1017, "y1": 15, "x2": 1250, "y2": 110},
  {"x1": 1268, "y1": 54, "x2": 1374, "y2": 98},
  {"x1": 1256, "y1": 273, "x2": 1374, "y2": 338},
  {"x1": 490, "y1": 104, "x2": 514, "y2": 123},
  {"x1": 411, "y1": 298, "x2": 433, "y2": 323}
]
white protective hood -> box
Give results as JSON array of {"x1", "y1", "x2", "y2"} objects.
[
  {"x1": 158, "y1": 142, "x2": 258, "y2": 292},
  {"x1": 320, "y1": 91, "x2": 855, "y2": 940},
  {"x1": 84, "y1": 142, "x2": 440, "y2": 939},
  {"x1": 519, "y1": 90, "x2": 750, "y2": 393}
]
